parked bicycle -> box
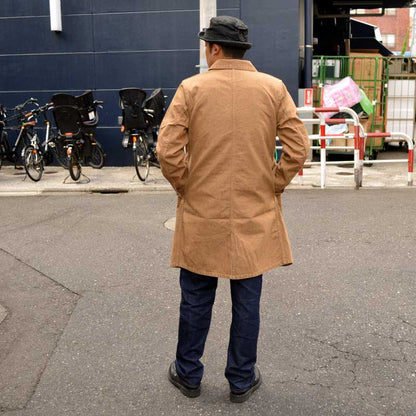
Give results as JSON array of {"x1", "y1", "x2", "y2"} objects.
[
  {"x1": 20, "y1": 102, "x2": 59, "y2": 181},
  {"x1": 0, "y1": 98, "x2": 39, "y2": 170},
  {"x1": 0, "y1": 98, "x2": 57, "y2": 181},
  {"x1": 119, "y1": 88, "x2": 165, "y2": 181},
  {"x1": 51, "y1": 90, "x2": 105, "y2": 170},
  {"x1": 0, "y1": 104, "x2": 8, "y2": 170}
]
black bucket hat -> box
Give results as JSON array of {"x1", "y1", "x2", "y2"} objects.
[{"x1": 199, "y1": 16, "x2": 252, "y2": 50}]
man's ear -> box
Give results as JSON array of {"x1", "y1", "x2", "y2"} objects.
[{"x1": 211, "y1": 43, "x2": 222, "y2": 56}]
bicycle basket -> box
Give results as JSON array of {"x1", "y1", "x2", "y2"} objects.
[
  {"x1": 52, "y1": 105, "x2": 83, "y2": 139},
  {"x1": 119, "y1": 88, "x2": 147, "y2": 130},
  {"x1": 143, "y1": 88, "x2": 166, "y2": 127},
  {"x1": 76, "y1": 90, "x2": 97, "y2": 125},
  {"x1": 51, "y1": 93, "x2": 78, "y2": 107}
]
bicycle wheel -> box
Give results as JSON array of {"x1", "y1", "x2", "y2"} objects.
[
  {"x1": 49, "y1": 138, "x2": 69, "y2": 169},
  {"x1": 0, "y1": 132, "x2": 7, "y2": 169},
  {"x1": 0, "y1": 138, "x2": 7, "y2": 169},
  {"x1": 134, "y1": 138, "x2": 149, "y2": 181},
  {"x1": 68, "y1": 146, "x2": 81, "y2": 181},
  {"x1": 23, "y1": 145, "x2": 44, "y2": 182},
  {"x1": 43, "y1": 148, "x2": 54, "y2": 166},
  {"x1": 88, "y1": 141, "x2": 105, "y2": 169}
]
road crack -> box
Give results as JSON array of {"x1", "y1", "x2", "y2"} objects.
[{"x1": 0, "y1": 247, "x2": 80, "y2": 296}]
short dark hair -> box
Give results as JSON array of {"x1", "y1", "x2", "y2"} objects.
[{"x1": 208, "y1": 42, "x2": 246, "y2": 59}]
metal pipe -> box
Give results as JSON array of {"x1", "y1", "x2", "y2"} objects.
[
  {"x1": 49, "y1": 0, "x2": 62, "y2": 32},
  {"x1": 304, "y1": 0, "x2": 313, "y2": 89},
  {"x1": 199, "y1": 0, "x2": 217, "y2": 73}
]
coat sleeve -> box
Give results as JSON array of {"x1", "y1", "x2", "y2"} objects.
[
  {"x1": 156, "y1": 84, "x2": 189, "y2": 197},
  {"x1": 273, "y1": 82, "x2": 310, "y2": 193}
]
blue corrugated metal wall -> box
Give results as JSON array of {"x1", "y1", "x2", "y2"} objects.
[{"x1": 0, "y1": 0, "x2": 300, "y2": 165}]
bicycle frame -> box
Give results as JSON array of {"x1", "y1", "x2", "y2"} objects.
[
  {"x1": 42, "y1": 118, "x2": 52, "y2": 152},
  {"x1": 64, "y1": 136, "x2": 77, "y2": 154},
  {"x1": 130, "y1": 130, "x2": 151, "y2": 152},
  {"x1": 131, "y1": 132, "x2": 140, "y2": 150},
  {"x1": 11, "y1": 123, "x2": 34, "y2": 162},
  {"x1": 0, "y1": 121, "x2": 8, "y2": 168},
  {"x1": 1, "y1": 98, "x2": 39, "y2": 164}
]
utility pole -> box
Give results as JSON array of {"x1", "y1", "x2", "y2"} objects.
[{"x1": 199, "y1": 0, "x2": 217, "y2": 73}]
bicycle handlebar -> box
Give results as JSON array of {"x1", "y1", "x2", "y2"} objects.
[
  {"x1": 12, "y1": 97, "x2": 38, "y2": 112},
  {"x1": 28, "y1": 102, "x2": 53, "y2": 115},
  {"x1": 23, "y1": 102, "x2": 54, "y2": 123}
]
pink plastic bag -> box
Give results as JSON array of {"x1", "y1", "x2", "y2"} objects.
[{"x1": 322, "y1": 77, "x2": 362, "y2": 118}]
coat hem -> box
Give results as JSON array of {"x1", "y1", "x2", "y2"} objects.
[{"x1": 169, "y1": 260, "x2": 293, "y2": 280}]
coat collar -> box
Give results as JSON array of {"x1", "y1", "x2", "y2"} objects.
[{"x1": 209, "y1": 59, "x2": 257, "y2": 72}]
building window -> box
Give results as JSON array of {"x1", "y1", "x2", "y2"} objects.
[
  {"x1": 381, "y1": 34, "x2": 396, "y2": 47},
  {"x1": 385, "y1": 8, "x2": 396, "y2": 15},
  {"x1": 350, "y1": 9, "x2": 367, "y2": 15},
  {"x1": 350, "y1": 8, "x2": 388, "y2": 16}
]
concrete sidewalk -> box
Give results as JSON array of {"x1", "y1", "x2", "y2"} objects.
[
  {"x1": 0, "y1": 165, "x2": 172, "y2": 196},
  {"x1": 0, "y1": 150, "x2": 414, "y2": 195}
]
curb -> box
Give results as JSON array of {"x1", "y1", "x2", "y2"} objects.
[
  {"x1": 0, "y1": 183, "x2": 174, "y2": 197},
  {"x1": 0, "y1": 159, "x2": 415, "y2": 195}
]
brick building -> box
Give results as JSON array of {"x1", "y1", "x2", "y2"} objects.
[{"x1": 352, "y1": 8, "x2": 411, "y2": 53}]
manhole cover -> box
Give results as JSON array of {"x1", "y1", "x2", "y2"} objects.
[{"x1": 164, "y1": 217, "x2": 176, "y2": 231}]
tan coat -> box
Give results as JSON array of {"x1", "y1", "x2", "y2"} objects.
[{"x1": 157, "y1": 59, "x2": 309, "y2": 279}]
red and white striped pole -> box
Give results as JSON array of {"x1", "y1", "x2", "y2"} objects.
[
  {"x1": 297, "y1": 88, "x2": 314, "y2": 185},
  {"x1": 408, "y1": 147, "x2": 414, "y2": 186},
  {"x1": 354, "y1": 122, "x2": 361, "y2": 189},
  {"x1": 313, "y1": 107, "x2": 340, "y2": 189},
  {"x1": 319, "y1": 121, "x2": 326, "y2": 188},
  {"x1": 298, "y1": 163, "x2": 304, "y2": 185}
]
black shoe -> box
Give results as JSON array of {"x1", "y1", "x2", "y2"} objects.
[
  {"x1": 230, "y1": 366, "x2": 262, "y2": 403},
  {"x1": 168, "y1": 361, "x2": 201, "y2": 398}
]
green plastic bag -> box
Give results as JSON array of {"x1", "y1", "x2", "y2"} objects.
[{"x1": 359, "y1": 88, "x2": 373, "y2": 115}]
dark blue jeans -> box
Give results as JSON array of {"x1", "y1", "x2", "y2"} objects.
[{"x1": 175, "y1": 268, "x2": 262, "y2": 393}]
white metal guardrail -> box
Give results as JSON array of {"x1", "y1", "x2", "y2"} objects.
[
  {"x1": 275, "y1": 106, "x2": 415, "y2": 189},
  {"x1": 363, "y1": 132, "x2": 414, "y2": 186}
]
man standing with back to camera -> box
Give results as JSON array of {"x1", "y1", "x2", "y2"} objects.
[{"x1": 157, "y1": 16, "x2": 309, "y2": 403}]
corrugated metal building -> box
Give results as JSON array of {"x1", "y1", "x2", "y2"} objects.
[{"x1": 0, "y1": 1, "x2": 301, "y2": 165}]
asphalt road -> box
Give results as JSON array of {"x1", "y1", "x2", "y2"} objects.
[{"x1": 0, "y1": 189, "x2": 415, "y2": 415}]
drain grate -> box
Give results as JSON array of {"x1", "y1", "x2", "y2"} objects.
[
  {"x1": 90, "y1": 189, "x2": 129, "y2": 194},
  {"x1": 336, "y1": 172, "x2": 354, "y2": 176}
]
